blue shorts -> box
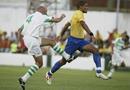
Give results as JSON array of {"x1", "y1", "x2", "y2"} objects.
[{"x1": 64, "y1": 36, "x2": 91, "y2": 55}]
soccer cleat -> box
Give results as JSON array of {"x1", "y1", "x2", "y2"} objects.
[
  {"x1": 18, "y1": 78, "x2": 25, "y2": 90},
  {"x1": 45, "y1": 72, "x2": 52, "y2": 85},
  {"x1": 96, "y1": 73, "x2": 108, "y2": 80},
  {"x1": 107, "y1": 73, "x2": 113, "y2": 79}
]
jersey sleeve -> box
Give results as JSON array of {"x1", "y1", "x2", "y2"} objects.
[{"x1": 44, "y1": 15, "x2": 53, "y2": 22}]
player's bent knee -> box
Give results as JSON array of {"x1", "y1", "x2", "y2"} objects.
[
  {"x1": 33, "y1": 55, "x2": 43, "y2": 68},
  {"x1": 60, "y1": 58, "x2": 67, "y2": 65},
  {"x1": 92, "y1": 47, "x2": 99, "y2": 53},
  {"x1": 37, "y1": 61, "x2": 43, "y2": 68}
]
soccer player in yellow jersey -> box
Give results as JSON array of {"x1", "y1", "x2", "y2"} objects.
[{"x1": 46, "y1": 0, "x2": 108, "y2": 85}]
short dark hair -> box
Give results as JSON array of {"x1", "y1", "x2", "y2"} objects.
[{"x1": 76, "y1": 0, "x2": 87, "y2": 9}]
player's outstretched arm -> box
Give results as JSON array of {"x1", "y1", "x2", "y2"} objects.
[
  {"x1": 60, "y1": 22, "x2": 71, "y2": 37},
  {"x1": 56, "y1": 22, "x2": 71, "y2": 41},
  {"x1": 51, "y1": 14, "x2": 66, "y2": 23},
  {"x1": 80, "y1": 21, "x2": 93, "y2": 35},
  {"x1": 80, "y1": 21, "x2": 95, "y2": 41}
]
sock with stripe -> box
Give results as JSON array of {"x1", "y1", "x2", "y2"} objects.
[
  {"x1": 21, "y1": 64, "x2": 39, "y2": 82},
  {"x1": 53, "y1": 42, "x2": 70, "y2": 60}
]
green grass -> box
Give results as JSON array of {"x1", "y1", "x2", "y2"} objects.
[{"x1": 0, "y1": 66, "x2": 130, "y2": 90}]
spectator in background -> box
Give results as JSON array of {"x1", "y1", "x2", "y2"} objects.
[
  {"x1": 95, "y1": 30, "x2": 104, "y2": 55},
  {"x1": 107, "y1": 34, "x2": 128, "y2": 79},
  {"x1": 0, "y1": 32, "x2": 4, "y2": 52},
  {"x1": 107, "y1": 28, "x2": 121, "y2": 48},
  {"x1": 113, "y1": 28, "x2": 121, "y2": 40},
  {"x1": 2, "y1": 31, "x2": 8, "y2": 40},
  {"x1": 2, "y1": 31, "x2": 11, "y2": 52},
  {"x1": 9, "y1": 32, "x2": 17, "y2": 42},
  {"x1": 122, "y1": 31, "x2": 129, "y2": 46},
  {"x1": 17, "y1": 38, "x2": 27, "y2": 53},
  {"x1": 107, "y1": 31, "x2": 114, "y2": 45},
  {"x1": 16, "y1": 31, "x2": 27, "y2": 53},
  {"x1": 2, "y1": 37, "x2": 11, "y2": 52},
  {"x1": 95, "y1": 30, "x2": 103, "y2": 41},
  {"x1": 10, "y1": 40, "x2": 18, "y2": 53},
  {"x1": 99, "y1": 40, "x2": 112, "y2": 70}
]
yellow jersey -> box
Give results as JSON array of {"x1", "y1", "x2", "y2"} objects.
[{"x1": 70, "y1": 10, "x2": 85, "y2": 39}]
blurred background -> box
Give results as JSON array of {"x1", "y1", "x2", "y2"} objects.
[{"x1": 0, "y1": 0, "x2": 130, "y2": 71}]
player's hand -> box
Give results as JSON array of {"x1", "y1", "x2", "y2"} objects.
[{"x1": 91, "y1": 36, "x2": 96, "y2": 42}]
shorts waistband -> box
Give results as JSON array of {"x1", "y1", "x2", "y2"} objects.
[{"x1": 70, "y1": 36, "x2": 84, "y2": 40}]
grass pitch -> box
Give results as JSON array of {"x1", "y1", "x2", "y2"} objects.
[{"x1": 0, "y1": 66, "x2": 130, "y2": 90}]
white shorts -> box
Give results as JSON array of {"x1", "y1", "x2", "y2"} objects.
[
  {"x1": 112, "y1": 48, "x2": 124, "y2": 66},
  {"x1": 23, "y1": 36, "x2": 42, "y2": 57}
]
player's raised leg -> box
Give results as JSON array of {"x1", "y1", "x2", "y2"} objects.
[{"x1": 40, "y1": 38, "x2": 70, "y2": 60}]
